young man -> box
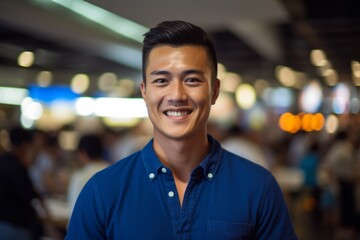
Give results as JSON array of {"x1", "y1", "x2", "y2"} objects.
[{"x1": 66, "y1": 20, "x2": 297, "y2": 239}]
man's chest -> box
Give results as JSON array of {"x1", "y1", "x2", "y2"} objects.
[{"x1": 102, "y1": 178, "x2": 256, "y2": 240}]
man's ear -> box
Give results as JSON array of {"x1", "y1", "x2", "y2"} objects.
[
  {"x1": 211, "y1": 78, "x2": 220, "y2": 105},
  {"x1": 140, "y1": 81, "x2": 146, "y2": 99}
]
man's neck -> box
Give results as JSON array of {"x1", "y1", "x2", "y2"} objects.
[
  {"x1": 153, "y1": 133, "x2": 210, "y2": 182},
  {"x1": 153, "y1": 133, "x2": 210, "y2": 206}
]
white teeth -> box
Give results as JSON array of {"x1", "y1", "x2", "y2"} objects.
[{"x1": 166, "y1": 111, "x2": 190, "y2": 117}]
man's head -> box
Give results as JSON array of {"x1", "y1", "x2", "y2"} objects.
[
  {"x1": 9, "y1": 127, "x2": 33, "y2": 148},
  {"x1": 142, "y1": 20, "x2": 218, "y2": 84},
  {"x1": 140, "y1": 21, "x2": 220, "y2": 141},
  {"x1": 77, "y1": 134, "x2": 103, "y2": 164},
  {"x1": 8, "y1": 126, "x2": 34, "y2": 167}
]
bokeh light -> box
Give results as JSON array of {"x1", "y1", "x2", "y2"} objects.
[
  {"x1": 36, "y1": 71, "x2": 53, "y2": 87},
  {"x1": 332, "y1": 83, "x2": 350, "y2": 114},
  {"x1": 325, "y1": 114, "x2": 339, "y2": 134},
  {"x1": 98, "y1": 72, "x2": 118, "y2": 92},
  {"x1": 276, "y1": 66, "x2": 296, "y2": 87},
  {"x1": 18, "y1": 51, "x2": 35, "y2": 67},
  {"x1": 71, "y1": 74, "x2": 90, "y2": 94},
  {"x1": 299, "y1": 81, "x2": 323, "y2": 113},
  {"x1": 279, "y1": 112, "x2": 325, "y2": 133},
  {"x1": 235, "y1": 84, "x2": 256, "y2": 110}
]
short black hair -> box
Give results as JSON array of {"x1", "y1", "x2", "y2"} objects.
[
  {"x1": 77, "y1": 134, "x2": 103, "y2": 159},
  {"x1": 9, "y1": 127, "x2": 33, "y2": 147},
  {"x1": 142, "y1": 20, "x2": 218, "y2": 83}
]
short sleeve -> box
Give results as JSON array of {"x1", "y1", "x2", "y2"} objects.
[
  {"x1": 66, "y1": 176, "x2": 106, "y2": 240},
  {"x1": 255, "y1": 174, "x2": 298, "y2": 240}
]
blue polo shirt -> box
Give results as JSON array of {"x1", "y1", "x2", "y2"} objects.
[{"x1": 66, "y1": 136, "x2": 297, "y2": 239}]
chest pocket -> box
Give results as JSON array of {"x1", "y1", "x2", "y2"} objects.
[{"x1": 207, "y1": 220, "x2": 252, "y2": 240}]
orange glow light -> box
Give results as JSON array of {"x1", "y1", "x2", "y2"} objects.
[{"x1": 279, "y1": 112, "x2": 325, "y2": 133}]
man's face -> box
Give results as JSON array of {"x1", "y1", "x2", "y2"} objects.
[{"x1": 141, "y1": 45, "x2": 220, "y2": 141}]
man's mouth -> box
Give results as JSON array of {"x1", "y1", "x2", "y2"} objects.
[{"x1": 164, "y1": 110, "x2": 192, "y2": 117}]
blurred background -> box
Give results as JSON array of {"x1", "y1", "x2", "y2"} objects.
[{"x1": 0, "y1": 0, "x2": 359, "y2": 239}]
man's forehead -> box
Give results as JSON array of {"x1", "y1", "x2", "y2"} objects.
[{"x1": 147, "y1": 45, "x2": 210, "y2": 67}]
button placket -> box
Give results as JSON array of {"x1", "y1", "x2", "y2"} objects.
[{"x1": 160, "y1": 168, "x2": 180, "y2": 235}]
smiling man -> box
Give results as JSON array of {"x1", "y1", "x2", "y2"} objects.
[{"x1": 66, "y1": 20, "x2": 297, "y2": 240}]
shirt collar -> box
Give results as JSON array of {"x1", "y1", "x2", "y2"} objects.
[
  {"x1": 199, "y1": 135, "x2": 222, "y2": 181},
  {"x1": 141, "y1": 139, "x2": 163, "y2": 182},
  {"x1": 141, "y1": 135, "x2": 223, "y2": 182}
]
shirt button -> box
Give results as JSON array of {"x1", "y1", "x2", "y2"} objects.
[
  {"x1": 149, "y1": 173, "x2": 155, "y2": 179},
  {"x1": 207, "y1": 173, "x2": 214, "y2": 179},
  {"x1": 168, "y1": 191, "x2": 175, "y2": 197},
  {"x1": 161, "y1": 167, "x2": 167, "y2": 173}
]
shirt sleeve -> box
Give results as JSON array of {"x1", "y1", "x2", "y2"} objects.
[
  {"x1": 66, "y1": 176, "x2": 106, "y2": 240},
  {"x1": 255, "y1": 174, "x2": 298, "y2": 240}
]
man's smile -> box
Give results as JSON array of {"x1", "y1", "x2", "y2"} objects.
[{"x1": 164, "y1": 110, "x2": 192, "y2": 117}]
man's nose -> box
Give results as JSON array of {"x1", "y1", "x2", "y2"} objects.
[{"x1": 166, "y1": 81, "x2": 188, "y2": 102}]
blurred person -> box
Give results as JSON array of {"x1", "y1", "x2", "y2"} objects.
[
  {"x1": 354, "y1": 135, "x2": 360, "y2": 231},
  {"x1": 287, "y1": 131, "x2": 313, "y2": 167},
  {"x1": 323, "y1": 130, "x2": 357, "y2": 236},
  {"x1": 67, "y1": 134, "x2": 109, "y2": 214},
  {"x1": 106, "y1": 121, "x2": 152, "y2": 163},
  {"x1": 66, "y1": 20, "x2": 297, "y2": 239},
  {"x1": 0, "y1": 129, "x2": 8, "y2": 154},
  {"x1": 101, "y1": 127, "x2": 122, "y2": 163},
  {"x1": 104, "y1": 127, "x2": 140, "y2": 163},
  {"x1": 29, "y1": 130, "x2": 63, "y2": 197},
  {"x1": 0, "y1": 127, "x2": 44, "y2": 239},
  {"x1": 300, "y1": 141, "x2": 321, "y2": 190},
  {"x1": 221, "y1": 125, "x2": 269, "y2": 169},
  {"x1": 298, "y1": 141, "x2": 322, "y2": 224}
]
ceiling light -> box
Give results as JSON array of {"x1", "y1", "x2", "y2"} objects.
[
  {"x1": 276, "y1": 65, "x2": 296, "y2": 87},
  {"x1": 71, "y1": 73, "x2": 90, "y2": 94},
  {"x1": 37, "y1": 71, "x2": 53, "y2": 86},
  {"x1": 310, "y1": 49, "x2": 327, "y2": 67},
  {"x1": 98, "y1": 72, "x2": 118, "y2": 92},
  {"x1": 0, "y1": 87, "x2": 28, "y2": 105},
  {"x1": 18, "y1": 51, "x2": 35, "y2": 67},
  {"x1": 50, "y1": 0, "x2": 148, "y2": 43}
]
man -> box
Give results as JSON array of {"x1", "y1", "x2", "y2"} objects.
[
  {"x1": 0, "y1": 127, "x2": 43, "y2": 240},
  {"x1": 66, "y1": 20, "x2": 297, "y2": 239}
]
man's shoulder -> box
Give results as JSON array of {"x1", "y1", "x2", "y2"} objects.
[
  {"x1": 220, "y1": 148, "x2": 272, "y2": 179},
  {"x1": 94, "y1": 150, "x2": 143, "y2": 180}
]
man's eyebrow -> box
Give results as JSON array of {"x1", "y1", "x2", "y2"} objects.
[
  {"x1": 150, "y1": 70, "x2": 171, "y2": 76},
  {"x1": 149, "y1": 69, "x2": 205, "y2": 76},
  {"x1": 183, "y1": 69, "x2": 205, "y2": 75}
]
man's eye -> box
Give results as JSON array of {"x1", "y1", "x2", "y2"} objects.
[
  {"x1": 185, "y1": 78, "x2": 201, "y2": 84},
  {"x1": 153, "y1": 78, "x2": 168, "y2": 85}
]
